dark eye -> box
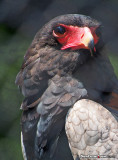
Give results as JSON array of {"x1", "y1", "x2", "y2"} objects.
[{"x1": 54, "y1": 25, "x2": 66, "y2": 35}]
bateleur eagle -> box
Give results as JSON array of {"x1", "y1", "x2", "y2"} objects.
[{"x1": 15, "y1": 14, "x2": 118, "y2": 160}]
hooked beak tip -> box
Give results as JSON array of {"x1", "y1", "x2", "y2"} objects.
[{"x1": 88, "y1": 39, "x2": 95, "y2": 56}]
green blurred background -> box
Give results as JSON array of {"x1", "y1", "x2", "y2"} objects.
[{"x1": 0, "y1": 0, "x2": 118, "y2": 159}]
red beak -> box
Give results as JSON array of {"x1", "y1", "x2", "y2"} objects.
[{"x1": 61, "y1": 27, "x2": 95, "y2": 53}]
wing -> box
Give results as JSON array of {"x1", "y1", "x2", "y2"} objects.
[
  {"x1": 66, "y1": 99, "x2": 118, "y2": 160},
  {"x1": 35, "y1": 75, "x2": 87, "y2": 159}
]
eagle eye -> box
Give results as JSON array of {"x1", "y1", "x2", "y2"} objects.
[{"x1": 54, "y1": 25, "x2": 66, "y2": 35}]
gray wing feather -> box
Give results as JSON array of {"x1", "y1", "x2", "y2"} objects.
[{"x1": 35, "y1": 75, "x2": 87, "y2": 159}]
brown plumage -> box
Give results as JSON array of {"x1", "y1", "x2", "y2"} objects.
[{"x1": 16, "y1": 14, "x2": 118, "y2": 160}]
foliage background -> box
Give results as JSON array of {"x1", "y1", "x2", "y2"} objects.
[{"x1": 0, "y1": 0, "x2": 118, "y2": 159}]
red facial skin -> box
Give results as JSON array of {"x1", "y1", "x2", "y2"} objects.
[{"x1": 53, "y1": 24, "x2": 99, "y2": 51}]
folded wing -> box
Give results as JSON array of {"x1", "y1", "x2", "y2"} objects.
[{"x1": 66, "y1": 99, "x2": 118, "y2": 160}]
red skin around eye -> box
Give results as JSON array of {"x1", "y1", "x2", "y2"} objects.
[{"x1": 53, "y1": 24, "x2": 99, "y2": 51}]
